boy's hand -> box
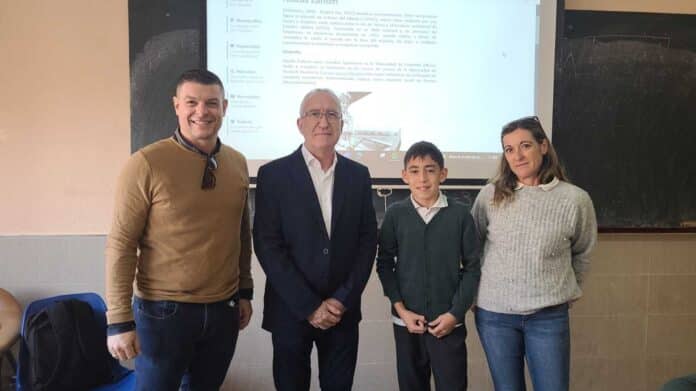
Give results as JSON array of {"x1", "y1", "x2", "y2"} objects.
[
  {"x1": 427, "y1": 312, "x2": 458, "y2": 338},
  {"x1": 394, "y1": 302, "x2": 427, "y2": 334}
]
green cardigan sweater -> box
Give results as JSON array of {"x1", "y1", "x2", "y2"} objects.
[{"x1": 376, "y1": 197, "x2": 481, "y2": 322}]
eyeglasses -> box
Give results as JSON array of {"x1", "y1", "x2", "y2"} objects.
[
  {"x1": 503, "y1": 115, "x2": 543, "y2": 133},
  {"x1": 303, "y1": 110, "x2": 342, "y2": 122},
  {"x1": 201, "y1": 158, "x2": 217, "y2": 190}
]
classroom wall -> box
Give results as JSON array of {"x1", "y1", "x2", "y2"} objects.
[
  {"x1": 1, "y1": 1, "x2": 695, "y2": 390},
  {"x1": 0, "y1": 1, "x2": 129, "y2": 235}
]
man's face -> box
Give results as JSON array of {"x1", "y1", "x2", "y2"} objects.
[
  {"x1": 173, "y1": 81, "x2": 227, "y2": 148},
  {"x1": 297, "y1": 92, "x2": 342, "y2": 154}
]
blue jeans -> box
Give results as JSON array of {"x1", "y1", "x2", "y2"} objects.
[
  {"x1": 133, "y1": 296, "x2": 240, "y2": 391},
  {"x1": 475, "y1": 303, "x2": 570, "y2": 391}
]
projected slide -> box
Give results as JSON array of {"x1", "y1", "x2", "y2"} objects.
[{"x1": 207, "y1": 0, "x2": 554, "y2": 180}]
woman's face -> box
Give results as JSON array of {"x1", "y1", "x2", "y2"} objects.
[{"x1": 502, "y1": 128, "x2": 548, "y2": 186}]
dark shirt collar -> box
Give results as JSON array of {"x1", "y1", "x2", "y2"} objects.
[{"x1": 173, "y1": 128, "x2": 221, "y2": 168}]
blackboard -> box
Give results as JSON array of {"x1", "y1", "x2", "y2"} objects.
[
  {"x1": 128, "y1": 0, "x2": 205, "y2": 151},
  {"x1": 553, "y1": 10, "x2": 696, "y2": 230}
]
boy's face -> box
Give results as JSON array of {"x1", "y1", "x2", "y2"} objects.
[{"x1": 402, "y1": 155, "x2": 448, "y2": 207}]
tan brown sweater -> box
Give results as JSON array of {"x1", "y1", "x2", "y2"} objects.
[{"x1": 105, "y1": 138, "x2": 252, "y2": 324}]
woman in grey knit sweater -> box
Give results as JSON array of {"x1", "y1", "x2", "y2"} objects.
[{"x1": 471, "y1": 116, "x2": 597, "y2": 391}]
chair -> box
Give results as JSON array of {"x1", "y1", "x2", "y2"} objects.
[
  {"x1": 16, "y1": 292, "x2": 135, "y2": 391},
  {"x1": 660, "y1": 374, "x2": 696, "y2": 391},
  {"x1": 0, "y1": 288, "x2": 21, "y2": 388}
]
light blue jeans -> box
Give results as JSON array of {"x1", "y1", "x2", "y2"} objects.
[{"x1": 475, "y1": 303, "x2": 570, "y2": 391}]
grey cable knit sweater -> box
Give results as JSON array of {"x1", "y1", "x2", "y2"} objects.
[{"x1": 471, "y1": 179, "x2": 597, "y2": 314}]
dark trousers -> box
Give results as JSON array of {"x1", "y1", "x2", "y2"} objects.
[
  {"x1": 271, "y1": 321, "x2": 359, "y2": 391},
  {"x1": 393, "y1": 324, "x2": 468, "y2": 391},
  {"x1": 133, "y1": 296, "x2": 240, "y2": 391}
]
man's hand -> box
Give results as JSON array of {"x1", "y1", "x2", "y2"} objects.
[
  {"x1": 324, "y1": 298, "x2": 345, "y2": 317},
  {"x1": 239, "y1": 299, "x2": 253, "y2": 330},
  {"x1": 107, "y1": 330, "x2": 140, "y2": 361},
  {"x1": 394, "y1": 302, "x2": 427, "y2": 334},
  {"x1": 427, "y1": 312, "x2": 458, "y2": 338},
  {"x1": 307, "y1": 301, "x2": 341, "y2": 330}
]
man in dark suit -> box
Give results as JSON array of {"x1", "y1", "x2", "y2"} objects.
[{"x1": 253, "y1": 88, "x2": 378, "y2": 391}]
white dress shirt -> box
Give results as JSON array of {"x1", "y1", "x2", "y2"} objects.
[
  {"x1": 301, "y1": 144, "x2": 336, "y2": 238},
  {"x1": 410, "y1": 192, "x2": 448, "y2": 224}
]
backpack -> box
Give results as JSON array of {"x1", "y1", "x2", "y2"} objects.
[{"x1": 24, "y1": 299, "x2": 114, "y2": 391}]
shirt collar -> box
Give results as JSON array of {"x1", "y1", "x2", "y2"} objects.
[
  {"x1": 410, "y1": 191, "x2": 448, "y2": 210},
  {"x1": 301, "y1": 144, "x2": 337, "y2": 173},
  {"x1": 173, "y1": 128, "x2": 221, "y2": 158},
  {"x1": 514, "y1": 176, "x2": 560, "y2": 191}
]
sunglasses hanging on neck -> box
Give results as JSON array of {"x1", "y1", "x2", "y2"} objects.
[{"x1": 201, "y1": 157, "x2": 217, "y2": 190}]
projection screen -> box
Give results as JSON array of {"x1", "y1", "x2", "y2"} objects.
[{"x1": 207, "y1": 0, "x2": 558, "y2": 181}]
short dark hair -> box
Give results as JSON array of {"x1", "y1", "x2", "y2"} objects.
[
  {"x1": 175, "y1": 69, "x2": 224, "y2": 94},
  {"x1": 403, "y1": 141, "x2": 445, "y2": 169}
]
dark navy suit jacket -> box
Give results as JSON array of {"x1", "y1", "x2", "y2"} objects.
[{"x1": 252, "y1": 147, "x2": 378, "y2": 332}]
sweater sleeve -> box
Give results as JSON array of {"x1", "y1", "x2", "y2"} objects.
[
  {"x1": 571, "y1": 190, "x2": 598, "y2": 286},
  {"x1": 105, "y1": 152, "x2": 151, "y2": 325},
  {"x1": 375, "y1": 207, "x2": 403, "y2": 304},
  {"x1": 448, "y1": 212, "x2": 481, "y2": 321}
]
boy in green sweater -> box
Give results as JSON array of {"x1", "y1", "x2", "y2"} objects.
[{"x1": 376, "y1": 141, "x2": 480, "y2": 391}]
